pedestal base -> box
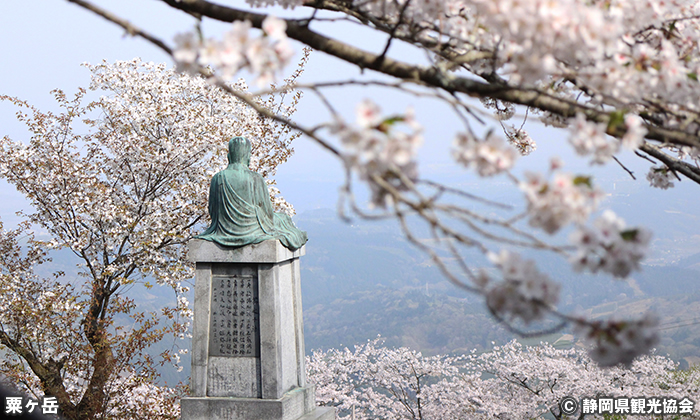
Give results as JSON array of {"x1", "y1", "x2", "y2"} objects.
[
  {"x1": 181, "y1": 386, "x2": 333, "y2": 420},
  {"x1": 183, "y1": 240, "x2": 335, "y2": 420}
]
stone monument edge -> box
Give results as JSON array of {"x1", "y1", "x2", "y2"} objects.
[{"x1": 188, "y1": 239, "x2": 306, "y2": 263}]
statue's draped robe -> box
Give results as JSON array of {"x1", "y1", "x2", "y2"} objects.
[{"x1": 196, "y1": 139, "x2": 307, "y2": 250}]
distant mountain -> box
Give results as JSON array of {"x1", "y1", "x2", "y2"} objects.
[{"x1": 674, "y1": 251, "x2": 700, "y2": 271}]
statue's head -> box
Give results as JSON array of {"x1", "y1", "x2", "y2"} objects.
[{"x1": 227, "y1": 136, "x2": 252, "y2": 166}]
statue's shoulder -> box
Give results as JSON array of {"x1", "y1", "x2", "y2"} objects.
[
  {"x1": 248, "y1": 169, "x2": 266, "y2": 184},
  {"x1": 210, "y1": 170, "x2": 226, "y2": 183}
]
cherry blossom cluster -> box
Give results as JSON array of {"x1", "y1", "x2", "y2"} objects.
[
  {"x1": 452, "y1": 130, "x2": 518, "y2": 176},
  {"x1": 678, "y1": 145, "x2": 700, "y2": 161},
  {"x1": 306, "y1": 338, "x2": 477, "y2": 419},
  {"x1": 569, "y1": 113, "x2": 647, "y2": 164},
  {"x1": 469, "y1": 0, "x2": 621, "y2": 83},
  {"x1": 333, "y1": 99, "x2": 423, "y2": 207},
  {"x1": 482, "y1": 250, "x2": 560, "y2": 324},
  {"x1": 504, "y1": 125, "x2": 536, "y2": 156},
  {"x1": 576, "y1": 313, "x2": 660, "y2": 367},
  {"x1": 105, "y1": 373, "x2": 182, "y2": 419},
  {"x1": 480, "y1": 97, "x2": 515, "y2": 121},
  {"x1": 520, "y1": 171, "x2": 604, "y2": 234},
  {"x1": 570, "y1": 210, "x2": 652, "y2": 278},
  {"x1": 472, "y1": 338, "x2": 697, "y2": 416},
  {"x1": 267, "y1": 182, "x2": 296, "y2": 216},
  {"x1": 568, "y1": 114, "x2": 618, "y2": 164},
  {"x1": 465, "y1": 0, "x2": 700, "y2": 109},
  {"x1": 174, "y1": 16, "x2": 293, "y2": 86},
  {"x1": 647, "y1": 165, "x2": 677, "y2": 189}
]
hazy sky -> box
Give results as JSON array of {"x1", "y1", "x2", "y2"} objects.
[{"x1": 2, "y1": 0, "x2": 698, "y2": 253}]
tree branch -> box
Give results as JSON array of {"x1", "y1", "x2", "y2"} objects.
[
  {"x1": 61, "y1": 0, "x2": 700, "y2": 168},
  {"x1": 640, "y1": 143, "x2": 700, "y2": 184},
  {"x1": 0, "y1": 330, "x2": 77, "y2": 419},
  {"x1": 66, "y1": 0, "x2": 173, "y2": 55}
]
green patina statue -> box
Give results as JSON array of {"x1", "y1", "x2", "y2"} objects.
[{"x1": 196, "y1": 136, "x2": 308, "y2": 250}]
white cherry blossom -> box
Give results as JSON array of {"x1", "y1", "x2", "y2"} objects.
[
  {"x1": 570, "y1": 210, "x2": 652, "y2": 278},
  {"x1": 520, "y1": 171, "x2": 604, "y2": 234},
  {"x1": 621, "y1": 114, "x2": 648, "y2": 150},
  {"x1": 485, "y1": 250, "x2": 560, "y2": 323},
  {"x1": 174, "y1": 16, "x2": 293, "y2": 87},
  {"x1": 576, "y1": 313, "x2": 660, "y2": 367},
  {"x1": 568, "y1": 113, "x2": 616, "y2": 164},
  {"x1": 452, "y1": 130, "x2": 518, "y2": 176},
  {"x1": 647, "y1": 165, "x2": 676, "y2": 189},
  {"x1": 334, "y1": 99, "x2": 423, "y2": 207}
]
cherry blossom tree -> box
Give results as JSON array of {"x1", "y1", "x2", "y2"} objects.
[
  {"x1": 307, "y1": 338, "x2": 700, "y2": 419},
  {"x1": 0, "y1": 58, "x2": 304, "y2": 419},
  {"x1": 49, "y1": 0, "x2": 700, "y2": 366}
]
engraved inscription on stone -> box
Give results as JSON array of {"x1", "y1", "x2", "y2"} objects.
[{"x1": 209, "y1": 274, "x2": 260, "y2": 357}]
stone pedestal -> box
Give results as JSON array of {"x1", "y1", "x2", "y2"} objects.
[{"x1": 181, "y1": 240, "x2": 334, "y2": 420}]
